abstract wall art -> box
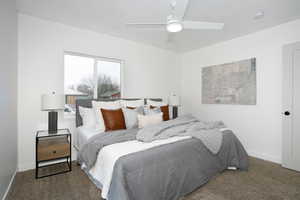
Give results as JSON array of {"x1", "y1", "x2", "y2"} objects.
[{"x1": 202, "y1": 58, "x2": 256, "y2": 105}]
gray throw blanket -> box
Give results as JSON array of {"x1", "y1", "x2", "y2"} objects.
[
  {"x1": 78, "y1": 128, "x2": 138, "y2": 170},
  {"x1": 136, "y1": 114, "x2": 226, "y2": 154}
]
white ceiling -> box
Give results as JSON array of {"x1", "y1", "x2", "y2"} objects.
[{"x1": 17, "y1": 0, "x2": 300, "y2": 52}]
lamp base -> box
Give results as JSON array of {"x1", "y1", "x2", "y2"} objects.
[
  {"x1": 48, "y1": 111, "x2": 58, "y2": 134},
  {"x1": 172, "y1": 106, "x2": 178, "y2": 119}
]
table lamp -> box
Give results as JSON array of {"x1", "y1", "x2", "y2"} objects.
[
  {"x1": 168, "y1": 94, "x2": 180, "y2": 119},
  {"x1": 41, "y1": 92, "x2": 65, "y2": 134}
]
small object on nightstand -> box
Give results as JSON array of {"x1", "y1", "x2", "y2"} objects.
[
  {"x1": 36, "y1": 128, "x2": 72, "y2": 179},
  {"x1": 41, "y1": 92, "x2": 65, "y2": 134},
  {"x1": 168, "y1": 94, "x2": 181, "y2": 119}
]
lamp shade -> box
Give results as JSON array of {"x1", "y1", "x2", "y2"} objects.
[
  {"x1": 41, "y1": 93, "x2": 65, "y2": 111},
  {"x1": 168, "y1": 94, "x2": 180, "y2": 106}
]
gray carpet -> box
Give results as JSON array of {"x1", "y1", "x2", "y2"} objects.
[{"x1": 6, "y1": 157, "x2": 300, "y2": 200}]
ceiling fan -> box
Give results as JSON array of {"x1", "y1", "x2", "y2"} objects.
[{"x1": 126, "y1": 0, "x2": 224, "y2": 33}]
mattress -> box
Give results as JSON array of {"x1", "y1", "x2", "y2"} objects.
[{"x1": 76, "y1": 126, "x2": 102, "y2": 150}]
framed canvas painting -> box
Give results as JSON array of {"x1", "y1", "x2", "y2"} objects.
[{"x1": 202, "y1": 58, "x2": 256, "y2": 105}]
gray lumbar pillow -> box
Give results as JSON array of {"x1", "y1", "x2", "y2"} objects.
[{"x1": 122, "y1": 107, "x2": 144, "y2": 129}]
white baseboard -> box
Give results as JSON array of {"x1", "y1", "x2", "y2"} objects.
[
  {"x1": 18, "y1": 162, "x2": 35, "y2": 172},
  {"x1": 247, "y1": 150, "x2": 281, "y2": 164},
  {"x1": 2, "y1": 170, "x2": 17, "y2": 200}
]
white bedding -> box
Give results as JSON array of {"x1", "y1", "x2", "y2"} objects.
[
  {"x1": 77, "y1": 126, "x2": 102, "y2": 150},
  {"x1": 89, "y1": 136, "x2": 191, "y2": 199}
]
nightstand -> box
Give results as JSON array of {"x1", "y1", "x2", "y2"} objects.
[{"x1": 36, "y1": 128, "x2": 72, "y2": 179}]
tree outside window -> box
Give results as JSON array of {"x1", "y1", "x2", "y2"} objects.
[{"x1": 64, "y1": 53, "x2": 122, "y2": 114}]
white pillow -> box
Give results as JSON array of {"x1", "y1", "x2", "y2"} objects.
[
  {"x1": 146, "y1": 100, "x2": 173, "y2": 119},
  {"x1": 138, "y1": 113, "x2": 163, "y2": 129},
  {"x1": 143, "y1": 105, "x2": 161, "y2": 115},
  {"x1": 147, "y1": 99, "x2": 167, "y2": 107},
  {"x1": 122, "y1": 107, "x2": 144, "y2": 129},
  {"x1": 79, "y1": 106, "x2": 96, "y2": 128},
  {"x1": 92, "y1": 100, "x2": 121, "y2": 131},
  {"x1": 121, "y1": 99, "x2": 144, "y2": 108}
]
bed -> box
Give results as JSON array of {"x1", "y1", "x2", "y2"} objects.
[
  {"x1": 75, "y1": 98, "x2": 249, "y2": 200},
  {"x1": 76, "y1": 126, "x2": 100, "y2": 150}
]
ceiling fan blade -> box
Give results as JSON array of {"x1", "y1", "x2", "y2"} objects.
[
  {"x1": 174, "y1": 0, "x2": 190, "y2": 20},
  {"x1": 126, "y1": 23, "x2": 166, "y2": 29},
  {"x1": 183, "y1": 21, "x2": 224, "y2": 30}
]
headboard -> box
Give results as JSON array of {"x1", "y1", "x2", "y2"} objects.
[{"x1": 75, "y1": 98, "x2": 163, "y2": 127}]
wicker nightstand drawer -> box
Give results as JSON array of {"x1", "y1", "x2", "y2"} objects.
[{"x1": 37, "y1": 138, "x2": 70, "y2": 161}]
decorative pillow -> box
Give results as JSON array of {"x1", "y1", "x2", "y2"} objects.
[
  {"x1": 101, "y1": 108, "x2": 126, "y2": 131},
  {"x1": 147, "y1": 99, "x2": 167, "y2": 107},
  {"x1": 122, "y1": 107, "x2": 144, "y2": 129},
  {"x1": 150, "y1": 105, "x2": 170, "y2": 121},
  {"x1": 147, "y1": 99, "x2": 173, "y2": 119},
  {"x1": 127, "y1": 106, "x2": 145, "y2": 115},
  {"x1": 144, "y1": 106, "x2": 161, "y2": 115},
  {"x1": 92, "y1": 100, "x2": 121, "y2": 131},
  {"x1": 121, "y1": 99, "x2": 144, "y2": 108},
  {"x1": 127, "y1": 106, "x2": 136, "y2": 109},
  {"x1": 138, "y1": 113, "x2": 163, "y2": 129},
  {"x1": 78, "y1": 106, "x2": 96, "y2": 128}
]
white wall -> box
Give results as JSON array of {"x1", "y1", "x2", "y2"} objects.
[
  {"x1": 0, "y1": 0, "x2": 18, "y2": 198},
  {"x1": 18, "y1": 12, "x2": 300, "y2": 171},
  {"x1": 180, "y1": 19, "x2": 300, "y2": 163},
  {"x1": 18, "y1": 14, "x2": 180, "y2": 171}
]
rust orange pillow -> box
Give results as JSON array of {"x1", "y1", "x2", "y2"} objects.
[
  {"x1": 101, "y1": 108, "x2": 126, "y2": 131},
  {"x1": 150, "y1": 105, "x2": 170, "y2": 121}
]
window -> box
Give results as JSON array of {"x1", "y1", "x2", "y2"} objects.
[{"x1": 64, "y1": 53, "x2": 122, "y2": 114}]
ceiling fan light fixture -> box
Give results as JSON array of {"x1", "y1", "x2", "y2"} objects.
[{"x1": 167, "y1": 20, "x2": 183, "y2": 33}]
